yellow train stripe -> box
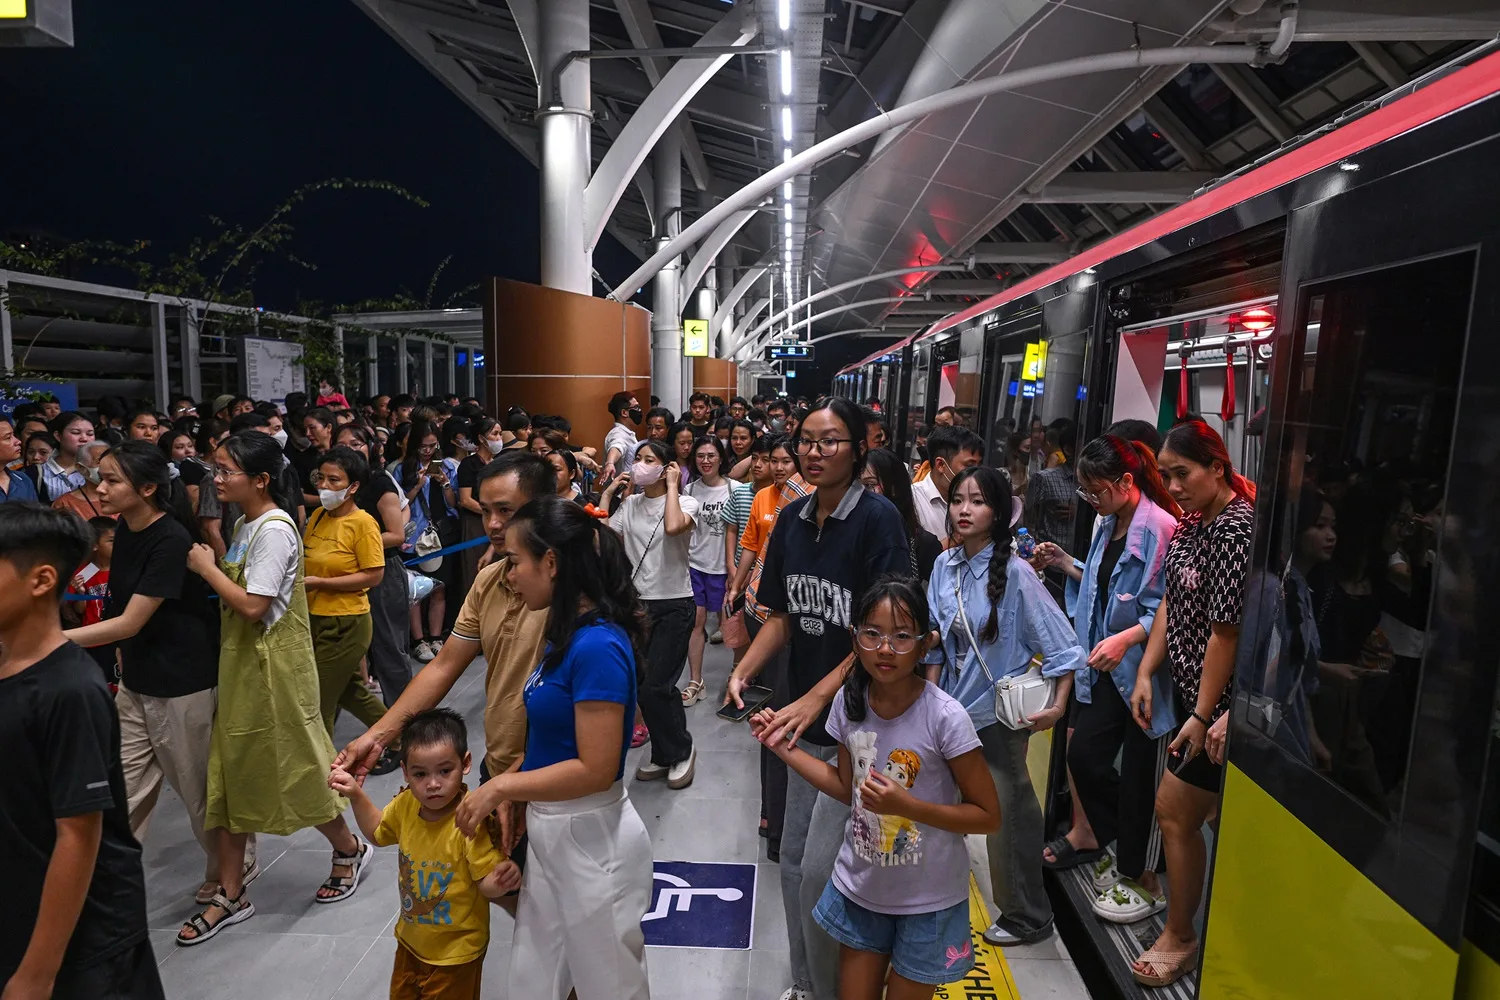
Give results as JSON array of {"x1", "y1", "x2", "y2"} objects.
[
  {"x1": 935, "y1": 873, "x2": 1022, "y2": 1000},
  {"x1": 1456, "y1": 939, "x2": 1500, "y2": 1000}
]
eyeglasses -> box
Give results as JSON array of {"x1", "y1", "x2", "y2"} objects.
[
  {"x1": 1076, "y1": 477, "x2": 1124, "y2": 505},
  {"x1": 793, "y1": 436, "x2": 852, "y2": 456},
  {"x1": 859, "y1": 475, "x2": 881, "y2": 491},
  {"x1": 855, "y1": 628, "x2": 919, "y2": 654},
  {"x1": 212, "y1": 467, "x2": 248, "y2": 481}
]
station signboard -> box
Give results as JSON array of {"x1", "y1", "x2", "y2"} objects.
[{"x1": 683, "y1": 319, "x2": 709, "y2": 357}]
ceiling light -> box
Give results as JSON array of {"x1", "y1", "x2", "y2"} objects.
[
  {"x1": 785, "y1": 220, "x2": 793, "y2": 239},
  {"x1": 781, "y1": 106, "x2": 793, "y2": 141},
  {"x1": 780, "y1": 50, "x2": 792, "y2": 96},
  {"x1": 783, "y1": 201, "x2": 792, "y2": 220},
  {"x1": 783, "y1": 147, "x2": 792, "y2": 164},
  {"x1": 783, "y1": 179, "x2": 793, "y2": 198},
  {"x1": 778, "y1": 0, "x2": 790, "y2": 31},
  {"x1": 785, "y1": 237, "x2": 793, "y2": 252}
]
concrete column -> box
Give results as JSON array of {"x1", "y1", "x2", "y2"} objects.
[
  {"x1": 651, "y1": 123, "x2": 684, "y2": 413},
  {"x1": 537, "y1": 0, "x2": 592, "y2": 294},
  {"x1": 716, "y1": 260, "x2": 736, "y2": 352}
]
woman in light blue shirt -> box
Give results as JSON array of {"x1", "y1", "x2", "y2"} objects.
[
  {"x1": 925, "y1": 465, "x2": 1084, "y2": 948},
  {"x1": 1033, "y1": 434, "x2": 1180, "y2": 926}
]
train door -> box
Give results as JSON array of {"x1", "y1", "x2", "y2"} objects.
[{"x1": 1200, "y1": 111, "x2": 1500, "y2": 999}]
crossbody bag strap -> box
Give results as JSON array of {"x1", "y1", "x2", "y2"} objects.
[{"x1": 954, "y1": 568, "x2": 997, "y2": 688}]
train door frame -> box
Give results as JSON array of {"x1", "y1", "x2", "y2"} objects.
[{"x1": 1197, "y1": 99, "x2": 1500, "y2": 1000}]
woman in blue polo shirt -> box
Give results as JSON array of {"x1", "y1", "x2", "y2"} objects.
[{"x1": 456, "y1": 495, "x2": 652, "y2": 1000}]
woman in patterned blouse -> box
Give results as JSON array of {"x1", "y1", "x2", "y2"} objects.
[{"x1": 1126, "y1": 419, "x2": 1255, "y2": 988}]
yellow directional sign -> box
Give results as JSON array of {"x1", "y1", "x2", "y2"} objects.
[
  {"x1": 0, "y1": 2, "x2": 27, "y2": 18},
  {"x1": 683, "y1": 319, "x2": 709, "y2": 357}
]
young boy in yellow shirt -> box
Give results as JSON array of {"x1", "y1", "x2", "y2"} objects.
[{"x1": 331, "y1": 708, "x2": 519, "y2": 999}]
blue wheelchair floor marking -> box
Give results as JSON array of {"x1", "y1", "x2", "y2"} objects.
[{"x1": 643, "y1": 861, "x2": 757, "y2": 950}]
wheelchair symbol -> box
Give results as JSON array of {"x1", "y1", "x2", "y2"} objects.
[{"x1": 643, "y1": 871, "x2": 745, "y2": 922}]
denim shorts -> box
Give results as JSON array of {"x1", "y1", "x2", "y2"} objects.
[{"x1": 812, "y1": 881, "x2": 975, "y2": 985}]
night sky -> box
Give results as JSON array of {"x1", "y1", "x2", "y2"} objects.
[{"x1": 1, "y1": 0, "x2": 642, "y2": 310}]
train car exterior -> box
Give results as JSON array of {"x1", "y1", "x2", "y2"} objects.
[{"x1": 836, "y1": 46, "x2": 1500, "y2": 1000}]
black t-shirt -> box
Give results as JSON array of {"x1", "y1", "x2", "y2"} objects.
[
  {"x1": 177, "y1": 456, "x2": 210, "y2": 488},
  {"x1": 107, "y1": 515, "x2": 219, "y2": 697},
  {"x1": 1096, "y1": 533, "x2": 1127, "y2": 618},
  {"x1": 288, "y1": 442, "x2": 323, "y2": 498},
  {"x1": 757, "y1": 484, "x2": 910, "y2": 745},
  {"x1": 913, "y1": 527, "x2": 943, "y2": 584},
  {"x1": 356, "y1": 469, "x2": 402, "y2": 556},
  {"x1": 455, "y1": 454, "x2": 484, "y2": 495},
  {"x1": 0, "y1": 642, "x2": 148, "y2": 980}
]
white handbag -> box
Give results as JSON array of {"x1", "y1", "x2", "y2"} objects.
[{"x1": 954, "y1": 572, "x2": 1056, "y2": 731}]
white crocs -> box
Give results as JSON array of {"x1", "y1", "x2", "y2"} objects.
[{"x1": 1092, "y1": 878, "x2": 1166, "y2": 925}]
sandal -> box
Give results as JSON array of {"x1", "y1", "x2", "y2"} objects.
[
  {"x1": 1092, "y1": 878, "x2": 1166, "y2": 925},
  {"x1": 1131, "y1": 942, "x2": 1199, "y2": 987},
  {"x1": 177, "y1": 888, "x2": 255, "y2": 946},
  {"x1": 1089, "y1": 851, "x2": 1122, "y2": 893},
  {"x1": 314, "y1": 840, "x2": 371, "y2": 904},
  {"x1": 681, "y1": 680, "x2": 705, "y2": 706},
  {"x1": 1042, "y1": 834, "x2": 1106, "y2": 870},
  {"x1": 194, "y1": 858, "x2": 261, "y2": 906}
]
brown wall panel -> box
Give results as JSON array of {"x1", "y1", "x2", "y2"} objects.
[
  {"x1": 484, "y1": 278, "x2": 650, "y2": 450},
  {"x1": 692, "y1": 357, "x2": 737, "y2": 401}
]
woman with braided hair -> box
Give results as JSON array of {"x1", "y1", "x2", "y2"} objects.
[{"x1": 924, "y1": 465, "x2": 1084, "y2": 947}]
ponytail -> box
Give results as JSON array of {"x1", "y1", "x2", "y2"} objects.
[
  {"x1": 220, "y1": 431, "x2": 298, "y2": 521},
  {"x1": 1161, "y1": 419, "x2": 1255, "y2": 505},
  {"x1": 1078, "y1": 434, "x2": 1182, "y2": 518}
]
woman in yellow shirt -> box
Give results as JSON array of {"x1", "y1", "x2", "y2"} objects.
[{"x1": 304, "y1": 446, "x2": 387, "y2": 735}]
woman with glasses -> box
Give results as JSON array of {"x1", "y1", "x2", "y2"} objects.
[
  {"x1": 600, "y1": 439, "x2": 702, "y2": 791},
  {"x1": 179, "y1": 431, "x2": 369, "y2": 944},
  {"x1": 1032, "y1": 435, "x2": 1181, "y2": 925},
  {"x1": 860, "y1": 447, "x2": 942, "y2": 583},
  {"x1": 726, "y1": 399, "x2": 910, "y2": 1000},
  {"x1": 400, "y1": 418, "x2": 457, "y2": 662},
  {"x1": 333, "y1": 425, "x2": 411, "y2": 743},
  {"x1": 681, "y1": 436, "x2": 733, "y2": 707}
]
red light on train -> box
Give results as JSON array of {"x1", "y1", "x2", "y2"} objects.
[{"x1": 1238, "y1": 306, "x2": 1275, "y2": 332}]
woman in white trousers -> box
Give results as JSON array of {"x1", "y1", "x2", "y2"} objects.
[{"x1": 457, "y1": 494, "x2": 654, "y2": 999}]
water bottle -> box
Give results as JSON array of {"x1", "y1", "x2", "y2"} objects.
[{"x1": 1015, "y1": 527, "x2": 1035, "y2": 561}]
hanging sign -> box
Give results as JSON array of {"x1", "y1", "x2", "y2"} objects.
[
  {"x1": 1021, "y1": 340, "x2": 1048, "y2": 381},
  {"x1": 683, "y1": 319, "x2": 709, "y2": 358}
]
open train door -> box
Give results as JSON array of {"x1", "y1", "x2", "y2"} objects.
[{"x1": 1198, "y1": 80, "x2": 1500, "y2": 999}]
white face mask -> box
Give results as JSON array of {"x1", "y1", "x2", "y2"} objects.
[
  {"x1": 630, "y1": 460, "x2": 664, "y2": 487},
  {"x1": 460, "y1": 440, "x2": 479, "y2": 454},
  {"x1": 271, "y1": 429, "x2": 289, "y2": 448},
  {"x1": 318, "y1": 486, "x2": 351, "y2": 511}
]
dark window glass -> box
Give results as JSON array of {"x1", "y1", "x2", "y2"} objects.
[
  {"x1": 376, "y1": 337, "x2": 399, "y2": 395},
  {"x1": 1242, "y1": 253, "x2": 1473, "y2": 824},
  {"x1": 342, "y1": 334, "x2": 369, "y2": 402}
]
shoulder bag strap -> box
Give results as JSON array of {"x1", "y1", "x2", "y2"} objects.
[{"x1": 953, "y1": 565, "x2": 997, "y2": 688}]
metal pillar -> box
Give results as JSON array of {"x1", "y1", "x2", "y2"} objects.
[
  {"x1": 150, "y1": 300, "x2": 170, "y2": 412},
  {"x1": 537, "y1": 0, "x2": 593, "y2": 293},
  {"x1": 715, "y1": 260, "x2": 736, "y2": 352},
  {"x1": 0, "y1": 278, "x2": 12, "y2": 375},
  {"x1": 651, "y1": 123, "x2": 684, "y2": 413},
  {"x1": 366, "y1": 334, "x2": 378, "y2": 397}
]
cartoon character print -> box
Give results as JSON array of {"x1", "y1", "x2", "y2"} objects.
[
  {"x1": 875, "y1": 748, "x2": 922, "y2": 860},
  {"x1": 848, "y1": 732, "x2": 924, "y2": 867},
  {"x1": 397, "y1": 848, "x2": 453, "y2": 925}
]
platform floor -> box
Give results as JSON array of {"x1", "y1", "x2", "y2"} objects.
[{"x1": 139, "y1": 641, "x2": 1091, "y2": 999}]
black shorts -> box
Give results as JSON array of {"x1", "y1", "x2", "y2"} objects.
[
  {"x1": 1169, "y1": 692, "x2": 1224, "y2": 793},
  {"x1": 52, "y1": 940, "x2": 165, "y2": 1000}
]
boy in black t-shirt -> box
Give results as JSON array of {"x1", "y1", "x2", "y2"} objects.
[{"x1": 0, "y1": 503, "x2": 161, "y2": 1000}]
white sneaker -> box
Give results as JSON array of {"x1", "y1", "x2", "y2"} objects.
[
  {"x1": 778, "y1": 988, "x2": 811, "y2": 1000},
  {"x1": 708, "y1": 629, "x2": 723, "y2": 644},
  {"x1": 414, "y1": 641, "x2": 435, "y2": 663},
  {"x1": 1092, "y1": 878, "x2": 1166, "y2": 924},
  {"x1": 667, "y1": 748, "x2": 697, "y2": 789},
  {"x1": 635, "y1": 760, "x2": 669, "y2": 782},
  {"x1": 1090, "y1": 851, "x2": 1122, "y2": 893},
  {"x1": 429, "y1": 636, "x2": 445, "y2": 656}
]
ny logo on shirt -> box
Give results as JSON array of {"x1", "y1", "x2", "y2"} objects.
[{"x1": 784, "y1": 574, "x2": 854, "y2": 630}]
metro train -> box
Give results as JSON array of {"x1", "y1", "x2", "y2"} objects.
[{"x1": 832, "y1": 45, "x2": 1500, "y2": 1000}]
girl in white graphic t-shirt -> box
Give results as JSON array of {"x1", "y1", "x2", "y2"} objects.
[{"x1": 752, "y1": 577, "x2": 999, "y2": 999}]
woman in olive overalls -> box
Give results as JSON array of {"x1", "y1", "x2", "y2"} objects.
[{"x1": 176, "y1": 430, "x2": 371, "y2": 945}]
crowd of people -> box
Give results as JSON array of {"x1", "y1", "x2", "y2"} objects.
[{"x1": 3, "y1": 374, "x2": 1268, "y2": 1000}]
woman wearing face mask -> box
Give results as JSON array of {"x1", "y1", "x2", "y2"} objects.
[
  {"x1": 334, "y1": 425, "x2": 411, "y2": 732},
  {"x1": 40, "y1": 410, "x2": 97, "y2": 503},
  {"x1": 598, "y1": 439, "x2": 702, "y2": 790},
  {"x1": 302, "y1": 446, "x2": 387, "y2": 737},
  {"x1": 1126, "y1": 419, "x2": 1254, "y2": 987},
  {"x1": 180, "y1": 431, "x2": 369, "y2": 943},
  {"x1": 51, "y1": 440, "x2": 114, "y2": 522},
  {"x1": 401, "y1": 418, "x2": 457, "y2": 662},
  {"x1": 456, "y1": 416, "x2": 503, "y2": 583},
  {"x1": 1031, "y1": 435, "x2": 1181, "y2": 925},
  {"x1": 63, "y1": 442, "x2": 243, "y2": 909}
]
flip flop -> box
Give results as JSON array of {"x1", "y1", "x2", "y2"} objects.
[{"x1": 1042, "y1": 835, "x2": 1106, "y2": 870}]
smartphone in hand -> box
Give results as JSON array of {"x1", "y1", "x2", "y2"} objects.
[{"x1": 715, "y1": 684, "x2": 774, "y2": 723}]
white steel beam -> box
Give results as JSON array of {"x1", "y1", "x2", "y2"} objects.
[
  {"x1": 732, "y1": 296, "x2": 770, "y2": 342},
  {"x1": 961, "y1": 242, "x2": 1073, "y2": 265},
  {"x1": 1350, "y1": 40, "x2": 1410, "y2": 90},
  {"x1": 679, "y1": 206, "x2": 759, "y2": 313},
  {"x1": 924, "y1": 279, "x2": 1009, "y2": 296},
  {"x1": 584, "y1": 9, "x2": 759, "y2": 253},
  {"x1": 613, "y1": 0, "x2": 714, "y2": 191},
  {"x1": 736, "y1": 297, "x2": 912, "y2": 359},
  {"x1": 503, "y1": 0, "x2": 541, "y2": 85}
]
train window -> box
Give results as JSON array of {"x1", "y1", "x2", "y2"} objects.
[{"x1": 1242, "y1": 252, "x2": 1474, "y2": 822}]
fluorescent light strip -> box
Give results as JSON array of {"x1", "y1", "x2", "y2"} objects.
[
  {"x1": 784, "y1": 220, "x2": 793, "y2": 239},
  {"x1": 783, "y1": 148, "x2": 792, "y2": 164},
  {"x1": 780, "y1": 50, "x2": 792, "y2": 96},
  {"x1": 781, "y1": 106, "x2": 793, "y2": 141},
  {"x1": 783, "y1": 179, "x2": 793, "y2": 198},
  {"x1": 778, "y1": 0, "x2": 790, "y2": 32},
  {"x1": 783, "y1": 201, "x2": 792, "y2": 220}
]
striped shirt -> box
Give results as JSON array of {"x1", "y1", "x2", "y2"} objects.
[
  {"x1": 719, "y1": 480, "x2": 755, "y2": 570},
  {"x1": 39, "y1": 458, "x2": 85, "y2": 505}
]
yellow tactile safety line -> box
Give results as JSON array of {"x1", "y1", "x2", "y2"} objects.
[{"x1": 933, "y1": 874, "x2": 1022, "y2": 1000}]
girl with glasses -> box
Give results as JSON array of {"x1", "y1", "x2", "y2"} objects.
[
  {"x1": 752, "y1": 577, "x2": 998, "y2": 1000},
  {"x1": 1032, "y1": 435, "x2": 1181, "y2": 925}
]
